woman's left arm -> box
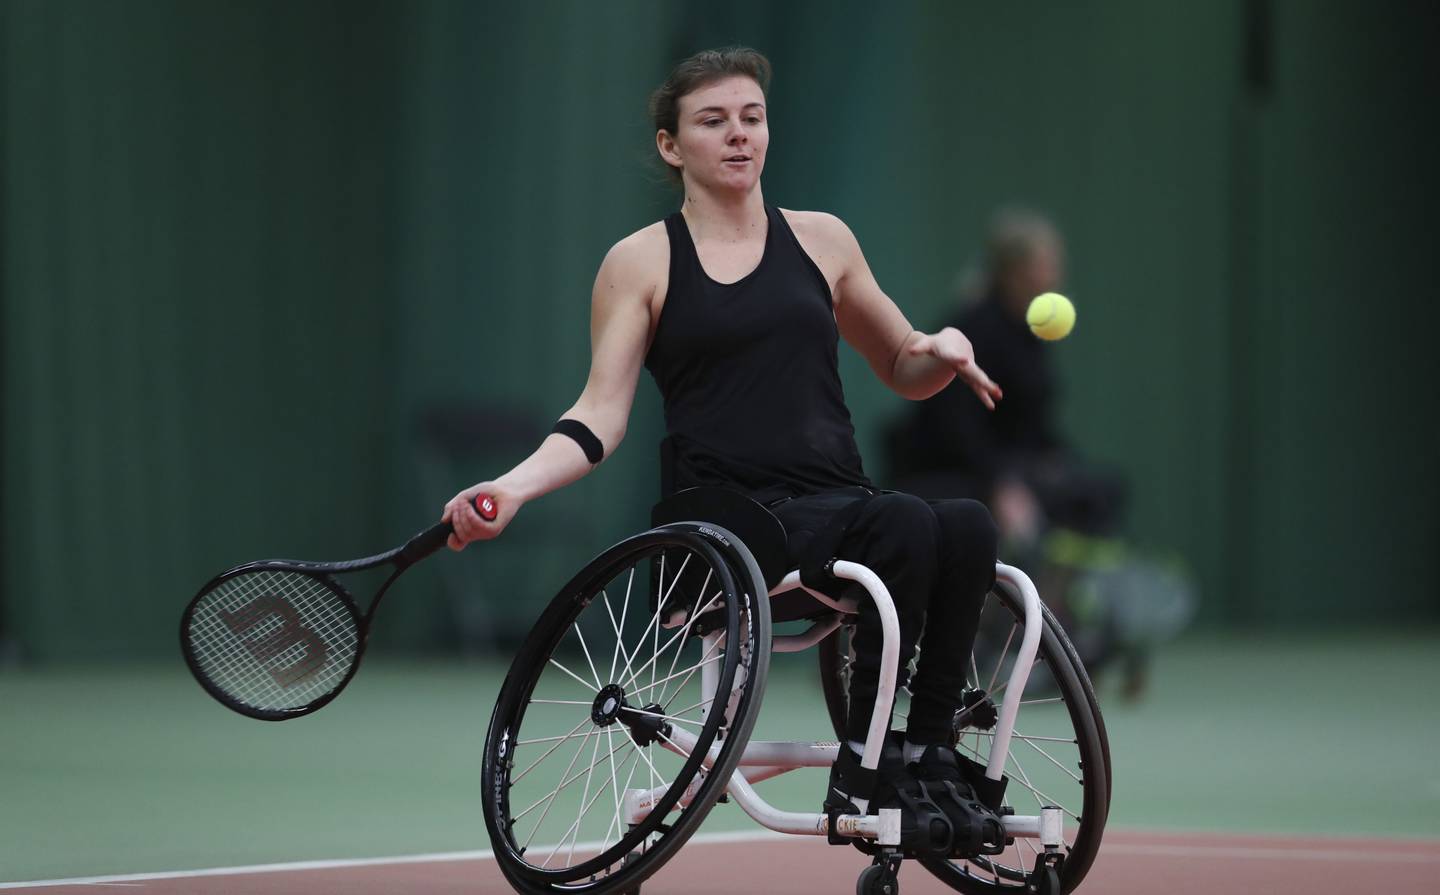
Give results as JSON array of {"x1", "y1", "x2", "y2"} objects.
[{"x1": 821, "y1": 214, "x2": 1002, "y2": 407}]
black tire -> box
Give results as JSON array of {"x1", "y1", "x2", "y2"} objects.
[
  {"x1": 484, "y1": 524, "x2": 771, "y2": 895},
  {"x1": 817, "y1": 582, "x2": 1108, "y2": 894}
]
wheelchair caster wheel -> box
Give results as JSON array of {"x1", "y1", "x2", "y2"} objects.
[
  {"x1": 618, "y1": 849, "x2": 642, "y2": 895},
  {"x1": 1026, "y1": 852, "x2": 1063, "y2": 895},
  {"x1": 856, "y1": 857, "x2": 900, "y2": 895},
  {"x1": 1026, "y1": 865, "x2": 1059, "y2": 895}
]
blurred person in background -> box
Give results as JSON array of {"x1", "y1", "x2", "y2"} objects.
[
  {"x1": 889, "y1": 208, "x2": 1126, "y2": 548},
  {"x1": 889, "y1": 207, "x2": 1192, "y2": 699}
]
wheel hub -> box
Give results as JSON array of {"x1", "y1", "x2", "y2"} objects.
[{"x1": 591, "y1": 683, "x2": 627, "y2": 726}]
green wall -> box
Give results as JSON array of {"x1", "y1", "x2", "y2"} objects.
[{"x1": 3, "y1": 0, "x2": 1436, "y2": 662}]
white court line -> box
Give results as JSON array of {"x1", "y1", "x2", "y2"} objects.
[
  {"x1": 6, "y1": 830, "x2": 1440, "y2": 889},
  {"x1": 0, "y1": 830, "x2": 787, "y2": 890}
]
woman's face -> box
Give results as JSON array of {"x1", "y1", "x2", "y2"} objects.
[{"x1": 661, "y1": 75, "x2": 769, "y2": 194}]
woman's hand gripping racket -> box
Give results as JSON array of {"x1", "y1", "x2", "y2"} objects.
[{"x1": 180, "y1": 495, "x2": 498, "y2": 720}]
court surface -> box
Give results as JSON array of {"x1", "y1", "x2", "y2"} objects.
[
  {"x1": 3, "y1": 630, "x2": 1438, "y2": 892},
  {"x1": 4, "y1": 830, "x2": 1439, "y2": 894}
]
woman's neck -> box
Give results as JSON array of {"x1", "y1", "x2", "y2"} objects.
[{"x1": 680, "y1": 183, "x2": 766, "y2": 242}]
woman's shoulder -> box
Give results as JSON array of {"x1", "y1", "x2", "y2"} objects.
[
  {"x1": 607, "y1": 220, "x2": 669, "y2": 264},
  {"x1": 778, "y1": 209, "x2": 862, "y2": 275},
  {"x1": 778, "y1": 208, "x2": 857, "y2": 247},
  {"x1": 599, "y1": 221, "x2": 670, "y2": 281}
]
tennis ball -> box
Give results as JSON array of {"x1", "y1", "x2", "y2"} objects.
[{"x1": 1026, "y1": 292, "x2": 1075, "y2": 341}]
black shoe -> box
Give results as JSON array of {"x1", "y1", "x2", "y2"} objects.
[
  {"x1": 825, "y1": 738, "x2": 953, "y2": 855},
  {"x1": 910, "y1": 744, "x2": 1007, "y2": 858}
]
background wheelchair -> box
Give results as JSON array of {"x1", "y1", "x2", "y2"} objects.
[{"x1": 481, "y1": 487, "x2": 1111, "y2": 895}]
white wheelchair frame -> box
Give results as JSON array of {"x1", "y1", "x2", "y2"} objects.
[{"x1": 620, "y1": 560, "x2": 1065, "y2": 852}]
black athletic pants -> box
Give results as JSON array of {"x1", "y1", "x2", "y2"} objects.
[{"x1": 769, "y1": 487, "x2": 998, "y2": 746}]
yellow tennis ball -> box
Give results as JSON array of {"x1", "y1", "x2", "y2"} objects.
[{"x1": 1026, "y1": 292, "x2": 1075, "y2": 341}]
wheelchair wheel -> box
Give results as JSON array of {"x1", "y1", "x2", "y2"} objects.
[
  {"x1": 817, "y1": 582, "x2": 1108, "y2": 894},
  {"x1": 484, "y1": 524, "x2": 771, "y2": 895}
]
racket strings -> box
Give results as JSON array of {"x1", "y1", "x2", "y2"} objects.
[{"x1": 187, "y1": 569, "x2": 360, "y2": 712}]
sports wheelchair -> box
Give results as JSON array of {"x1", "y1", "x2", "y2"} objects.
[{"x1": 481, "y1": 487, "x2": 1111, "y2": 895}]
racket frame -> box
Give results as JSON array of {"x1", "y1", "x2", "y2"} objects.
[{"x1": 179, "y1": 517, "x2": 453, "y2": 721}]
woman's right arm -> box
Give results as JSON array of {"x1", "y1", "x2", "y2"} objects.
[{"x1": 444, "y1": 231, "x2": 660, "y2": 549}]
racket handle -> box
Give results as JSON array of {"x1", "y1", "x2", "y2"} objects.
[
  {"x1": 400, "y1": 495, "x2": 498, "y2": 566},
  {"x1": 475, "y1": 494, "x2": 498, "y2": 522}
]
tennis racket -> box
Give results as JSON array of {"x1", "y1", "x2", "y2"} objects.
[{"x1": 180, "y1": 494, "x2": 497, "y2": 720}]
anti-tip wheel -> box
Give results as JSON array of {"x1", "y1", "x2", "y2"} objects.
[{"x1": 857, "y1": 863, "x2": 899, "y2": 895}]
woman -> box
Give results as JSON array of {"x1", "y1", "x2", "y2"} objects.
[{"x1": 442, "y1": 47, "x2": 1004, "y2": 857}]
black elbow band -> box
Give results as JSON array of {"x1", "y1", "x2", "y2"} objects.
[{"x1": 553, "y1": 419, "x2": 605, "y2": 465}]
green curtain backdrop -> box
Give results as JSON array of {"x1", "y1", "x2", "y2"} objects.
[
  {"x1": 1, "y1": 0, "x2": 404, "y2": 661},
  {"x1": 3, "y1": 0, "x2": 1436, "y2": 662}
]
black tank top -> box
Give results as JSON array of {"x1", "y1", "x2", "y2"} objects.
[{"x1": 645, "y1": 204, "x2": 871, "y2": 504}]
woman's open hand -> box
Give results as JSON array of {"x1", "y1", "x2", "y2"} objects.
[{"x1": 907, "y1": 327, "x2": 1003, "y2": 409}]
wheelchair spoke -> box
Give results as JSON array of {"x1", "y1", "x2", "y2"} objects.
[
  {"x1": 662, "y1": 693, "x2": 717, "y2": 717},
  {"x1": 573, "y1": 621, "x2": 602, "y2": 688},
  {"x1": 1014, "y1": 733, "x2": 1084, "y2": 783},
  {"x1": 628, "y1": 650, "x2": 724, "y2": 700},
  {"x1": 602, "y1": 743, "x2": 644, "y2": 852},
  {"x1": 613, "y1": 552, "x2": 693, "y2": 693},
  {"x1": 632, "y1": 735, "x2": 674, "y2": 793},
  {"x1": 984, "y1": 658, "x2": 1041, "y2": 702},
  {"x1": 606, "y1": 570, "x2": 634, "y2": 681},
  {"x1": 529, "y1": 699, "x2": 592, "y2": 706},
  {"x1": 1021, "y1": 833, "x2": 1042, "y2": 869},
  {"x1": 601, "y1": 726, "x2": 624, "y2": 854},
  {"x1": 520, "y1": 724, "x2": 634, "y2": 850},
  {"x1": 654, "y1": 552, "x2": 694, "y2": 628},
  {"x1": 517, "y1": 724, "x2": 593, "y2": 747},
  {"x1": 1005, "y1": 752, "x2": 1080, "y2": 823},
  {"x1": 621, "y1": 589, "x2": 722, "y2": 694},
  {"x1": 655, "y1": 728, "x2": 692, "y2": 759},
  {"x1": 547, "y1": 657, "x2": 599, "y2": 694},
  {"x1": 989, "y1": 622, "x2": 1017, "y2": 692},
  {"x1": 603, "y1": 583, "x2": 643, "y2": 688},
  {"x1": 552, "y1": 734, "x2": 634, "y2": 804},
  {"x1": 1008, "y1": 749, "x2": 1045, "y2": 812},
  {"x1": 516, "y1": 725, "x2": 595, "y2": 846},
  {"x1": 547, "y1": 750, "x2": 623, "y2": 869},
  {"x1": 513, "y1": 717, "x2": 592, "y2": 784},
  {"x1": 631, "y1": 635, "x2": 724, "y2": 703},
  {"x1": 547, "y1": 723, "x2": 605, "y2": 868},
  {"x1": 968, "y1": 729, "x2": 1076, "y2": 744},
  {"x1": 657, "y1": 570, "x2": 715, "y2": 704}
]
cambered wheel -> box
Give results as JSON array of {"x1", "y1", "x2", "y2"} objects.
[
  {"x1": 484, "y1": 524, "x2": 771, "y2": 895},
  {"x1": 818, "y1": 581, "x2": 1108, "y2": 893}
]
